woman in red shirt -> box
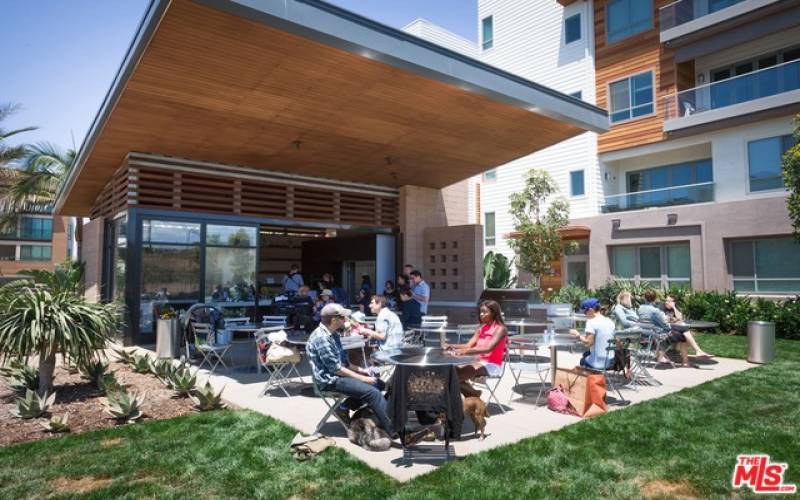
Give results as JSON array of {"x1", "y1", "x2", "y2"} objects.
[{"x1": 444, "y1": 300, "x2": 508, "y2": 397}]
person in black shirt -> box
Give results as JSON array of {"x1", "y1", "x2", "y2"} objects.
[{"x1": 399, "y1": 288, "x2": 422, "y2": 329}]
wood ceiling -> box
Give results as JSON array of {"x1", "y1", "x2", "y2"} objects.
[{"x1": 61, "y1": 0, "x2": 588, "y2": 215}]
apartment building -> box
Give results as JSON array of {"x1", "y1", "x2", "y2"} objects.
[{"x1": 408, "y1": 0, "x2": 800, "y2": 296}]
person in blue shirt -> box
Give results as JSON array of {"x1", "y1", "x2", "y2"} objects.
[
  {"x1": 612, "y1": 290, "x2": 639, "y2": 328},
  {"x1": 570, "y1": 298, "x2": 616, "y2": 370},
  {"x1": 409, "y1": 270, "x2": 430, "y2": 315}
]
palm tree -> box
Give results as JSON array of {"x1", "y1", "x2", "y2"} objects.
[{"x1": 0, "y1": 103, "x2": 36, "y2": 167}]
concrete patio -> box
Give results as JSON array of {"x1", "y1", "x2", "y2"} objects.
[{"x1": 138, "y1": 345, "x2": 753, "y2": 481}]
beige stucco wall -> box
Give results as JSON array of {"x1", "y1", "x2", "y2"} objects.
[{"x1": 82, "y1": 218, "x2": 104, "y2": 302}]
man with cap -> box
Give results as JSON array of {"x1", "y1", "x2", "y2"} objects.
[
  {"x1": 570, "y1": 298, "x2": 616, "y2": 371},
  {"x1": 306, "y1": 303, "x2": 396, "y2": 436}
]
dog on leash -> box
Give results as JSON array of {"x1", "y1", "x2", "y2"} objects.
[
  {"x1": 463, "y1": 397, "x2": 490, "y2": 440},
  {"x1": 346, "y1": 407, "x2": 392, "y2": 452}
]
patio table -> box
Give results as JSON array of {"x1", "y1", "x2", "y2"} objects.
[
  {"x1": 505, "y1": 319, "x2": 549, "y2": 336},
  {"x1": 510, "y1": 334, "x2": 581, "y2": 385},
  {"x1": 408, "y1": 327, "x2": 465, "y2": 346},
  {"x1": 371, "y1": 347, "x2": 477, "y2": 367},
  {"x1": 683, "y1": 320, "x2": 719, "y2": 330}
]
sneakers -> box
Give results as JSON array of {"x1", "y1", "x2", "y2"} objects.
[{"x1": 334, "y1": 406, "x2": 350, "y2": 426}]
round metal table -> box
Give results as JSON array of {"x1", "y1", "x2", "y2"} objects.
[
  {"x1": 509, "y1": 334, "x2": 582, "y2": 385},
  {"x1": 371, "y1": 347, "x2": 477, "y2": 366}
]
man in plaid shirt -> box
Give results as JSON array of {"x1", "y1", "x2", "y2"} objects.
[{"x1": 307, "y1": 303, "x2": 395, "y2": 437}]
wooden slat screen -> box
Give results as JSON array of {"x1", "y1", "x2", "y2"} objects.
[{"x1": 90, "y1": 155, "x2": 399, "y2": 229}]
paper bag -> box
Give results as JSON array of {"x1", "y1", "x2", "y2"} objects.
[{"x1": 553, "y1": 367, "x2": 607, "y2": 418}]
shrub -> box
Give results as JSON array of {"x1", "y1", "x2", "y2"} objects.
[
  {"x1": 12, "y1": 389, "x2": 55, "y2": 419},
  {"x1": 99, "y1": 372, "x2": 124, "y2": 395},
  {"x1": 80, "y1": 359, "x2": 109, "y2": 389},
  {"x1": 105, "y1": 389, "x2": 145, "y2": 423},
  {"x1": 549, "y1": 284, "x2": 589, "y2": 311},
  {"x1": 190, "y1": 382, "x2": 226, "y2": 411},
  {"x1": 41, "y1": 414, "x2": 70, "y2": 433},
  {"x1": 6, "y1": 363, "x2": 40, "y2": 393}
]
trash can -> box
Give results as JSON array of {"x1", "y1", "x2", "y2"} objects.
[
  {"x1": 747, "y1": 321, "x2": 775, "y2": 364},
  {"x1": 156, "y1": 318, "x2": 180, "y2": 358}
]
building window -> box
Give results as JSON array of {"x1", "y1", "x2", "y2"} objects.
[
  {"x1": 627, "y1": 159, "x2": 713, "y2": 192},
  {"x1": 609, "y1": 71, "x2": 654, "y2": 123},
  {"x1": 611, "y1": 244, "x2": 690, "y2": 288},
  {"x1": 569, "y1": 91, "x2": 583, "y2": 100},
  {"x1": 20, "y1": 245, "x2": 51, "y2": 261},
  {"x1": 0, "y1": 246, "x2": 15, "y2": 261},
  {"x1": 570, "y1": 170, "x2": 585, "y2": 197},
  {"x1": 484, "y1": 212, "x2": 496, "y2": 247},
  {"x1": 481, "y1": 16, "x2": 493, "y2": 50},
  {"x1": 730, "y1": 237, "x2": 800, "y2": 293},
  {"x1": 482, "y1": 169, "x2": 497, "y2": 182},
  {"x1": 565, "y1": 13, "x2": 581, "y2": 44},
  {"x1": 606, "y1": 0, "x2": 652, "y2": 43},
  {"x1": 19, "y1": 217, "x2": 53, "y2": 240},
  {"x1": 748, "y1": 135, "x2": 794, "y2": 192}
]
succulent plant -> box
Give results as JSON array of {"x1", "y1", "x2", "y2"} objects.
[
  {"x1": 12, "y1": 389, "x2": 55, "y2": 419},
  {"x1": 130, "y1": 355, "x2": 152, "y2": 374},
  {"x1": 150, "y1": 359, "x2": 175, "y2": 384},
  {"x1": 99, "y1": 372, "x2": 124, "y2": 395},
  {"x1": 169, "y1": 367, "x2": 197, "y2": 397},
  {"x1": 105, "y1": 389, "x2": 146, "y2": 423},
  {"x1": 190, "y1": 382, "x2": 226, "y2": 411},
  {"x1": 112, "y1": 347, "x2": 135, "y2": 365},
  {"x1": 8, "y1": 364, "x2": 40, "y2": 393},
  {"x1": 41, "y1": 413, "x2": 70, "y2": 433},
  {"x1": 80, "y1": 359, "x2": 109, "y2": 389},
  {"x1": 0, "y1": 358, "x2": 24, "y2": 378}
]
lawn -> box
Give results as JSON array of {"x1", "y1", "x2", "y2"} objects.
[{"x1": 1, "y1": 334, "x2": 797, "y2": 499}]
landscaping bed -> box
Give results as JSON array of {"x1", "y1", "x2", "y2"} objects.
[{"x1": 0, "y1": 356, "x2": 197, "y2": 447}]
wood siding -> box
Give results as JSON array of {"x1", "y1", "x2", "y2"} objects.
[{"x1": 595, "y1": 0, "x2": 676, "y2": 153}]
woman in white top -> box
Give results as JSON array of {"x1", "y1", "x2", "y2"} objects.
[{"x1": 570, "y1": 298, "x2": 616, "y2": 371}]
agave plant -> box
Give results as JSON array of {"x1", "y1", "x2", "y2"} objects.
[
  {"x1": 0, "y1": 358, "x2": 24, "y2": 378},
  {"x1": 149, "y1": 359, "x2": 174, "y2": 383},
  {"x1": 99, "y1": 372, "x2": 124, "y2": 395},
  {"x1": 130, "y1": 355, "x2": 152, "y2": 374},
  {"x1": 105, "y1": 389, "x2": 146, "y2": 423},
  {"x1": 80, "y1": 359, "x2": 109, "y2": 389},
  {"x1": 8, "y1": 364, "x2": 40, "y2": 393},
  {"x1": 12, "y1": 389, "x2": 55, "y2": 419},
  {"x1": 190, "y1": 382, "x2": 226, "y2": 411},
  {"x1": 41, "y1": 413, "x2": 70, "y2": 433},
  {"x1": 169, "y1": 367, "x2": 197, "y2": 397},
  {"x1": 112, "y1": 347, "x2": 135, "y2": 365}
]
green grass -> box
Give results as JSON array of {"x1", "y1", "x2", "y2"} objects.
[{"x1": 1, "y1": 336, "x2": 798, "y2": 499}]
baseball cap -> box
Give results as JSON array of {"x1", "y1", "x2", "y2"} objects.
[
  {"x1": 320, "y1": 303, "x2": 351, "y2": 318},
  {"x1": 320, "y1": 289, "x2": 333, "y2": 297},
  {"x1": 580, "y1": 298, "x2": 601, "y2": 312},
  {"x1": 350, "y1": 311, "x2": 368, "y2": 324}
]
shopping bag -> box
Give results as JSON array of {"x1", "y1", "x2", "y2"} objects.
[{"x1": 553, "y1": 367, "x2": 607, "y2": 418}]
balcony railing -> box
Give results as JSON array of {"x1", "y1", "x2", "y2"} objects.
[
  {"x1": 601, "y1": 182, "x2": 715, "y2": 213},
  {"x1": 663, "y1": 59, "x2": 800, "y2": 121},
  {"x1": 660, "y1": 0, "x2": 746, "y2": 31}
]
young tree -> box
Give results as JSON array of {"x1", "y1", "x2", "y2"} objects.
[
  {"x1": 783, "y1": 115, "x2": 800, "y2": 243},
  {"x1": 508, "y1": 169, "x2": 574, "y2": 291}
]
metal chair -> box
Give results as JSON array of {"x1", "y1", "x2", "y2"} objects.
[
  {"x1": 223, "y1": 317, "x2": 250, "y2": 327},
  {"x1": 254, "y1": 328, "x2": 303, "y2": 396},
  {"x1": 262, "y1": 315, "x2": 288, "y2": 327},
  {"x1": 472, "y1": 346, "x2": 509, "y2": 414},
  {"x1": 583, "y1": 339, "x2": 627, "y2": 404},
  {"x1": 627, "y1": 324, "x2": 663, "y2": 386},
  {"x1": 421, "y1": 315, "x2": 448, "y2": 328},
  {"x1": 190, "y1": 322, "x2": 231, "y2": 373},
  {"x1": 507, "y1": 339, "x2": 551, "y2": 405},
  {"x1": 307, "y1": 357, "x2": 349, "y2": 434}
]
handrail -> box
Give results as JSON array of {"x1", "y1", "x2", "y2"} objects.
[{"x1": 604, "y1": 181, "x2": 714, "y2": 200}]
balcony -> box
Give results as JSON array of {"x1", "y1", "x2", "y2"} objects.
[
  {"x1": 663, "y1": 59, "x2": 800, "y2": 132},
  {"x1": 601, "y1": 182, "x2": 715, "y2": 213},
  {"x1": 660, "y1": 0, "x2": 782, "y2": 43}
]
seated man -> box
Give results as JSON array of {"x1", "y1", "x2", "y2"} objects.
[
  {"x1": 361, "y1": 295, "x2": 404, "y2": 351},
  {"x1": 306, "y1": 303, "x2": 396, "y2": 437}
]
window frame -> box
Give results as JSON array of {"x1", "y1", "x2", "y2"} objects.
[
  {"x1": 484, "y1": 211, "x2": 496, "y2": 247},
  {"x1": 570, "y1": 169, "x2": 586, "y2": 198},
  {"x1": 482, "y1": 169, "x2": 498, "y2": 183},
  {"x1": 569, "y1": 90, "x2": 583, "y2": 100},
  {"x1": 607, "y1": 70, "x2": 655, "y2": 125},
  {"x1": 19, "y1": 244, "x2": 52, "y2": 261},
  {"x1": 605, "y1": 0, "x2": 653, "y2": 44},
  {"x1": 729, "y1": 237, "x2": 800, "y2": 294},
  {"x1": 746, "y1": 134, "x2": 794, "y2": 194},
  {"x1": 610, "y1": 243, "x2": 691, "y2": 289},
  {"x1": 564, "y1": 13, "x2": 581, "y2": 45},
  {"x1": 481, "y1": 15, "x2": 494, "y2": 51}
]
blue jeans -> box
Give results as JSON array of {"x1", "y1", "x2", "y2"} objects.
[{"x1": 327, "y1": 376, "x2": 394, "y2": 435}]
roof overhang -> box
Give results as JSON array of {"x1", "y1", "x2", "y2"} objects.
[{"x1": 56, "y1": 0, "x2": 608, "y2": 215}]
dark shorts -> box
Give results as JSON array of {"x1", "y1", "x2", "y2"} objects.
[{"x1": 667, "y1": 330, "x2": 687, "y2": 344}]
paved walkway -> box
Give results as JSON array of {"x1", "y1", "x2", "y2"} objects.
[{"x1": 137, "y1": 346, "x2": 752, "y2": 481}]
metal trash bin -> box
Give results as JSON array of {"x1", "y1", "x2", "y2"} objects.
[
  {"x1": 747, "y1": 321, "x2": 775, "y2": 364},
  {"x1": 156, "y1": 318, "x2": 180, "y2": 358}
]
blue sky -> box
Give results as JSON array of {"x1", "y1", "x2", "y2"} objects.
[{"x1": 1, "y1": 0, "x2": 477, "y2": 153}]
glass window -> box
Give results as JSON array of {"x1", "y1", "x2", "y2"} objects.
[
  {"x1": 482, "y1": 169, "x2": 497, "y2": 182},
  {"x1": 20, "y1": 245, "x2": 51, "y2": 261},
  {"x1": 112, "y1": 217, "x2": 127, "y2": 303},
  {"x1": 612, "y1": 247, "x2": 636, "y2": 278},
  {"x1": 609, "y1": 71, "x2": 653, "y2": 123},
  {"x1": 667, "y1": 245, "x2": 691, "y2": 279},
  {"x1": 482, "y1": 16, "x2": 493, "y2": 50},
  {"x1": 606, "y1": 0, "x2": 652, "y2": 43},
  {"x1": 20, "y1": 217, "x2": 53, "y2": 240},
  {"x1": 0, "y1": 246, "x2": 14, "y2": 261},
  {"x1": 731, "y1": 237, "x2": 800, "y2": 293},
  {"x1": 565, "y1": 14, "x2": 581, "y2": 44},
  {"x1": 141, "y1": 245, "x2": 201, "y2": 301},
  {"x1": 484, "y1": 212, "x2": 496, "y2": 247},
  {"x1": 626, "y1": 159, "x2": 713, "y2": 191},
  {"x1": 142, "y1": 219, "x2": 201, "y2": 244},
  {"x1": 639, "y1": 247, "x2": 661, "y2": 278},
  {"x1": 570, "y1": 170, "x2": 585, "y2": 197},
  {"x1": 748, "y1": 135, "x2": 794, "y2": 192},
  {"x1": 206, "y1": 225, "x2": 257, "y2": 247},
  {"x1": 612, "y1": 244, "x2": 690, "y2": 288},
  {"x1": 205, "y1": 247, "x2": 257, "y2": 302}
]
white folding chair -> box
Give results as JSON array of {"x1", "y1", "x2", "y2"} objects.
[
  {"x1": 262, "y1": 315, "x2": 288, "y2": 327},
  {"x1": 507, "y1": 339, "x2": 551, "y2": 405},
  {"x1": 421, "y1": 316, "x2": 447, "y2": 328},
  {"x1": 473, "y1": 346, "x2": 509, "y2": 414},
  {"x1": 254, "y1": 329, "x2": 303, "y2": 397},
  {"x1": 223, "y1": 317, "x2": 250, "y2": 327},
  {"x1": 308, "y1": 357, "x2": 349, "y2": 434},
  {"x1": 191, "y1": 322, "x2": 231, "y2": 373}
]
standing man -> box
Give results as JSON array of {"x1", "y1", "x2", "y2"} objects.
[
  {"x1": 282, "y1": 264, "x2": 304, "y2": 293},
  {"x1": 306, "y1": 303, "x2": 396, "y2": 436},
  {"x1": 409, "y1": 270, "x2": 430, "y2": 315},
  {"x1": 361, "y1": 295, "x2": 404, "y2": 350}
]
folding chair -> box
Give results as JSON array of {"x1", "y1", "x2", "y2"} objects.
[
  {"x1": 262, "y1": 315, "x2": 288, "y2": 328},
  {"x1": 472, "y1": 346, "x2": 508, "y2": 414},
  {"x1": 590, "y1": 339, "x2": 627, "y2": 404},
  {"x1": 255, "y1": 329, "x2": 303, "y2": 397},
  {"x1": 223, "y1": 317, "x2": 250, "y2": 327},
  {"x1": 191, "y1": 322, "x2": 231, "y2": 373},
  {"x1": 421, "y1": 316, "x2": 448, "y2": 328},
  {"x1": 308, "y1": 357, "x2": 349, "y2": 434},
  {"x1": 507, "y1": 339, "x2": 551, "y2": 405},
  {"x1": 627, "y1": 325, "x2": 663, "y2": 386}
]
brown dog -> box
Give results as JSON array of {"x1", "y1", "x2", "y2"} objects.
[{"x1": 463, "y1": 397, "x2": 490, "y2": 440}]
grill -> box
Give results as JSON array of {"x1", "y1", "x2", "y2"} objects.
[{"x1": 478, "y1": 288, "x2": 541, "y2": 319}]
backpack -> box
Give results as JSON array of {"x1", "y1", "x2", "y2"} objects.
[{"x1": 546, "y1": 386, "x2": 576, "y2": 415}]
